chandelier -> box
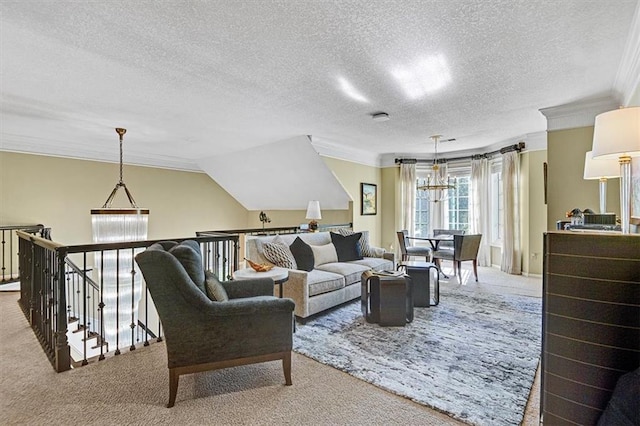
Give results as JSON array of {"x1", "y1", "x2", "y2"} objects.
[
  {"x1": 91, "y1": 128, "x2": 149, "y2": 350},
  {"x1": 417, "y1": 135, "x2": 456, "y2": 203}
]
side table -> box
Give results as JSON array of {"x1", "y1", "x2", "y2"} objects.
[
  {"x1": 233, "y1": 267, "x2": 289, "y2": 298},
  {"x1": 397, "y1": 261, "x2": 440, "y2": 307},
  {"x1": 361, "y1": 271, "x2": 413, "y2": 326}
]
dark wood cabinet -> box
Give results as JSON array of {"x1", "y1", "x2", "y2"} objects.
[{"x1": 542, "y1": 232, "x2": 640, "y2": 425}]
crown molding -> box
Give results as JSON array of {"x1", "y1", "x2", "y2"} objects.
[
  {"x1": 538, "y1": 96, "x2": 620, "y2": 131},
  {"x1": 614, "y1": 2, "x2": 640, "y2": 106},
  {"x1": 521, "y1": 131, "x2": 547, "y2": 152},
  {"x1": 0, "y1": 133, "x2": 201, "y2": 172},
  {"x1": 310, "y1": 136, "x2": 381, "y2": 167}
]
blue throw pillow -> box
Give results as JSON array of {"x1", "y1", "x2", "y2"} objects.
[
  {"x1": 289, "y1": 237, "x2": 315, "y2": 272},
  {"x1": 330, "y1": 232, "x2": 363, "y2": 262}
]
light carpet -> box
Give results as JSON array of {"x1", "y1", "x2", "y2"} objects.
[{"x1": 293, "y1": 279, "x2": 542, "y2": 426}]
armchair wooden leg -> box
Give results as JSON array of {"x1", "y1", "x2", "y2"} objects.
[
  {"x1": 167, "y1": 369, "x2": 179, "y2": 408},
  {"x1": 473, "y1": 260, "x2": 478, "y2": 282},
  {"x1": 283, "y1": 351, "x2": 292, "y2": 385}
]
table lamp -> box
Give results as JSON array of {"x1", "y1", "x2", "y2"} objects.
[
  {"x1": 583, "y1": 150, "x2": 620, "y2": 214},
  {"x1": 591, "y1": 106, "x2": 640, "y2": 234},
  {"x1": 305, "y1": 200, "x2": 322, "y2": 231}
]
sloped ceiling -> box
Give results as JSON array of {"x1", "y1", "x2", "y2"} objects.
[{"x1": 198, "y1": 136, "x2": 351, "y2": 210}]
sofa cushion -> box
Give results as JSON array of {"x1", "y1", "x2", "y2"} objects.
[
  {"x1": 336, "y1": 229, "x2": 375, "y2": 257},
  {"x1": 205, "y1": 270, "x2": 229, "y2": 302},
  {"x1": 290, "y1": 237, "x2": 314, "y2": 272},
  {"x1": 169, "y1": 240, "x2": 206, "y2": 293},
  {"x1": 310, "y1": 243, "x2": 339, "y2": 267},
  {"x1": 351, "y1": 257, "x2": 393, "y2": 272},
  {"x1": 316, "y1": 262, "x2": 370, "y2": 285},
  {"x1": 330, "y1": 232, "x2": 363, "y2": 262},
  {"x1": 306, "y1": 269, "x2": 345, "y2": 297},
  {"x1": 262, "y1": 241, "x2": 297, "y2": 269}
]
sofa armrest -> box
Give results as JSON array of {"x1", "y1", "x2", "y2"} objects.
[
  {"x1": 223, "y1": 277, "x2": 274, "y2": 299},
  {"x1": 282, "y1": 270, "x2": 311, "y2": 318},
  {"x1": 383, "y1": 251, "x2": 395, "y2": 262}
]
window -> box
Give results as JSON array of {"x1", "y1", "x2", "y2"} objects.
[
  {"x1": 414, "y1": 174, "x2": 431, "y2": 237},
  {"x1": 413, "y1": 158, "x2": 502, "y2": 241},
  {"x1": 444, "y1": 164, "x2": 471, "y2": 231},
  {"x1": 414, "y1": 163, "x2": 471, "y2": 235},
  {"x1": 447, "y1": 174, "x2": 470, "y2": 231}
]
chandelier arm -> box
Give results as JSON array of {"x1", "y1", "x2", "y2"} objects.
[
  {"x1": 101, "y1": 185, "x2": 121, "y2": 208},
  {"x1": 121, "y1": 184, "x2": 139, "y2": 208}
]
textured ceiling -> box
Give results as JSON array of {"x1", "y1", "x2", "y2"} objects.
[{"x1": 1, "y1": 0, "x2": 638, "y2": 170}]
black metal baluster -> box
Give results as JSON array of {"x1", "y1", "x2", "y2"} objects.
[
  {"x1": 115, "y1": 249, "x2": 120, "y2": 355},
  {"x1": 98, "y1": 251, "x2": 106, "y2": 361},
  {"x1": 81, "y1": 252, "x2": 88, "y2": 366},
  {"x1": 130, "y1": 247, "x2": 136, "y2": 351}
]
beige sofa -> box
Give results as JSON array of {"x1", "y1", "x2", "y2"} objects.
[{"x1": 245, "y1": 231, "x2": 393, "y2": 319}]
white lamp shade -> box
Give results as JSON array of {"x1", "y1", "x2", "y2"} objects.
[
  {"x1": 592, "y1": 106, "x2": 640, "y2": 159},
  {"x1": 583, "y1": 151, "x2": 620, "y2": 179},
  {"x1": 305, "y1": 200, "x2": 322, "y2": 220}
]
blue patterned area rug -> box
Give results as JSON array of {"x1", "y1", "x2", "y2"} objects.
[{"x1": 293, "y1": 286, "x2": 542, "y2": 425}]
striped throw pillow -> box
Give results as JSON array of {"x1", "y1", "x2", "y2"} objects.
[{"x1": 262, "y1": 242, "x2": 297, "y2": 269}]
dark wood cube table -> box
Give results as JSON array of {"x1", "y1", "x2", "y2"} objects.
[
  {"x1": 361, "y1": 271, "x2": 413, "y2": 326},
  {"x1": 397, "y1": 261, "x2": 440, "y2": 307}
]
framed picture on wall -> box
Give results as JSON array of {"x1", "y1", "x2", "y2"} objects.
[{"x1": 361, "y1": 183, "x2": 377, "y2": 215}]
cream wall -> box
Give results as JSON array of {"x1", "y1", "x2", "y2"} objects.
[
  {"x1": 546, "y1": 127, "x2": 620, "y2": 231},
  {"x1": 381, "y1": 166, "x2": 399, "y2": 253},
  {"x1": 321, "y1": 157, "x2": 383, "y2": 247},
  {"x1": 0, "y1": 152, "x2": 249, "y2": 244},
  {"x1": 0, "y1": 152, "x2": 381, "y2": 247},
  {"x1": 520, "y1": 150, "x2": 547, "y2": 275}
]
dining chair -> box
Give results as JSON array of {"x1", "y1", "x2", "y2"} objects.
[
  {"x1": 396, "y1": 230, "x2": 432, "y2": 262},
  {"x1": 432, "y1": 234, "x2": 482, "y2": 282},
  {"x1": 432, "y1": 229, "x2": 465, "y2": 250}
]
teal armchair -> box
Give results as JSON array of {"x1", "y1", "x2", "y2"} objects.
[{"x1": 135, "y1": 241, "x2": 295, "y2": 407}]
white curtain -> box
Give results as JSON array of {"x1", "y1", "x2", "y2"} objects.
[
  {"x1": 400, "y1": 163, "x2": 416, "y2": 235},
  {"x1": 471, "y1": 157, "x2": 491, "y2": 266},
  {"x1": 429, "y1": 162, "x2": 447, "y2": 232},
  {"x1": 501, "y1": 151, "x2": 521, "y2": 274}
]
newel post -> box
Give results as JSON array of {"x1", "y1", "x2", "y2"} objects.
[
  {"x1": 28, "y1": 236, "x2": 37, "y2": 326},
  {"x1": 54, "y1": 247, "x2": 71, "y2": 372}
]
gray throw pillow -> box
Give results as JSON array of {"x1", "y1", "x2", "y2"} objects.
[
  {"x1": 205, "y1": 270, "x2": 229, "y2": 302},
  {"x1": 168, "y1": 240, "x2": 206, "y2": 294}
]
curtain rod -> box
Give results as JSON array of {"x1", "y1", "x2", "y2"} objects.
[{"x1": 394, "y1": 142, "x2": 525, "y2": 164}]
